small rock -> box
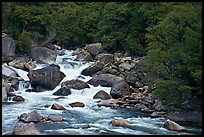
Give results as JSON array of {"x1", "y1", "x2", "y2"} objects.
[
  {"x1": 93, "y1": 90, "x2": 111, "y2": 100},
  {"x1": 69, "y1": 102, "x2": 85, "y2": 107},
  {"x1": 48, "y1": 114, "x2": 63, "y2": 122},
  {"x1": 51, "y1": 103, "x2": 66, "y2": 110},
  {"x1": 12, "y1": 95, "x2": 25, "y2": 102},
  {"x1": 111, "y1": 119, "x2": 129, "y2": 127},
  {"x1": 53, "y1": 87, "x2": 71, "y2": 96},
  {"x1": 82, "y1": 124, "x2": 91, "y2": 129}
]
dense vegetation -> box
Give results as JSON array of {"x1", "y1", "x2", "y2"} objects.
[{"x1": 2, "y1": 2, "x2": 202, "y2": 110}]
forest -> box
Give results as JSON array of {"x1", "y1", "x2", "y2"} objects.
[{"x1": 2, "y1": 2, "x2": 202, "y2": 110}]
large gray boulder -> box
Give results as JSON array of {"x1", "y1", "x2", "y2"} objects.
[
  {"x1": 81, "y1": 61, "x2": 103, "y2": 76},
  {"x1": 18, "y1": 110, "x2": 43, "y2": 123},
  {"x1": 61, "y1": 79, "x2": 90, "y2": 90},
  {"x1": 31, "y1": 47, "x2": 57, "y2": 64},
  {"x1": 110, "y1": 81, "x2": 131, "y2": 99},
  {"x1": 86, "y1": 43, "x2": 103, "y2": 56},
  {"x1": 12, "y1": 122, "x2": 41, "y2": 135},
  {"x1": 2, "y1": 33, "x2": 16, "y2": 62},
  {"x1": 95, "y1": 53, "x2": 114, "y2": 65},
  {"x1": 27, "y1": 64, "x2": 65, "y2": 90},
  {"x1": 88, "y1": 73, "x2": 124, "y2": 87}
]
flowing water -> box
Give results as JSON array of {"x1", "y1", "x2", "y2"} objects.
[{"x1": 2, "y1": 50, "x2": 202, "y2": 135}]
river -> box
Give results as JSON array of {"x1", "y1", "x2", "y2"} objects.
[{"x1": 2, "y1": 49, "x2": 202, "y2": 135}]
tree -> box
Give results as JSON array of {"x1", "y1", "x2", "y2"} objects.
[{"x1": 141, "y1": 2, "x2": 202, "y2": 109}]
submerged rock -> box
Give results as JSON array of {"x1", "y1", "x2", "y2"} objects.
[
  {"x1": 69, "y1": 102, "x2": 85, "y2": 107},
  {"x1": 48, "y1": 114, "x2": 63, "y2": 122},
  {"x1": 111, "y1": 119, "x2": 129, "y2": 127}
]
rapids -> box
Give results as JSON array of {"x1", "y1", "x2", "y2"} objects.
[{"x1": 2, "y1": 50, "x2": 202, "y2": 135}]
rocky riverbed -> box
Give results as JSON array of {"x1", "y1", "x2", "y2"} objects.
[{"x1": 2, "y1": 34, "x2": 202, "y2": 135}]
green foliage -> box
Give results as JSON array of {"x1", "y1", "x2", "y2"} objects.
[
  {"x1": 141, "y1": 2, "x2": 202, "y2": 109},
  {"x1": 153, "y1": 79, "x2": 182, "y2": 108},
  {"x1": 16, "y1": 31, "x2": 32, "y2": 55}
]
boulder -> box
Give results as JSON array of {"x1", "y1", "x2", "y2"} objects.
[
  {"x1": 88, "y1": 73, "x2": 124, "y2": 87},
  {"x1": 101, "y1": 67, "x2": 119, "y2": 75},
  {"x1": 124, "y1": 72, "x2": 138, "y2": 85},
  {"x1": 121, "y1": 57, "x2": 132, "y2": 62},
  {"x1": 12, "y1": 122, "x2": 41, "y2": 135},
  {"x1": 166, "y1": 111, "x2": 202, "y2": 123},
  {"x1": 93, "y1": 90, "x2": 111, "y2": 100},
  {"x1": 48, "y1": 114, "x2": 63, "y2": 122},
  {"x1": 24, "y1": 60, "x2": 37, "y2": 71},
  {"x1": 97, "y1": 100, "x2": 119, "y2": 107},
  {"x1": 163, "y1": 119, "x2": 186, "y2": 131},
  {"x1": 110, "y1": 81, "x2": 131, "y2": 99},
  {"x1": 74, "y1": 52, "x2": 93, "y2": 62},
  {"x1": 52, "y1": 87, "x2": 71, "y2": 96},
  {"x1": 11, "y1": 78, "x2": 19, "y2": 91},
  {"x1": 119, "y1": 62, "x2": 136, "y2": 71},
  {"x1": 95, "y1": 53, "x2": 114, "y2": 65},
  {"x1": 18, "y1": 110, "x2": 43, "y2": 122},
  {"x1": 134, "y1": 81, "x2": 143, "y2": 88},
  {"x1": 86, "y1": 43, "x2": 103, "y2": 56},
  {"x1": 111, "y1": 119, "x2": 129, "y2": 127},
  {"x1": 31, "y1": 47, "x2": 57, "y2": 64},
  {"x1": 12, "y1": 95, "x2": 25, "y2": 102},
  {"x1": 61, "y1": 79, "x2": 90, "y2": 90},
  {"x1": 81, "y1": 61, "x2": 103, "y2": 76},
  {"x1": 27, "y1": 64, "x2": 65, "y2": 90},
  {"x1": 51, "y1": 103, "x2": 66, "y2": 110},
  {"x1": 69, "y1": 102, "x2": 85, "y2": 107},
  {"x1": 2, "y1": 87, "x2": 7, "y2": 102},
  {"x1": 2, "y1": 33, "x2": 16, "y2": 62},
  {"x1": 2, "y1": 65, "x2": 17, "y2": 78}
]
